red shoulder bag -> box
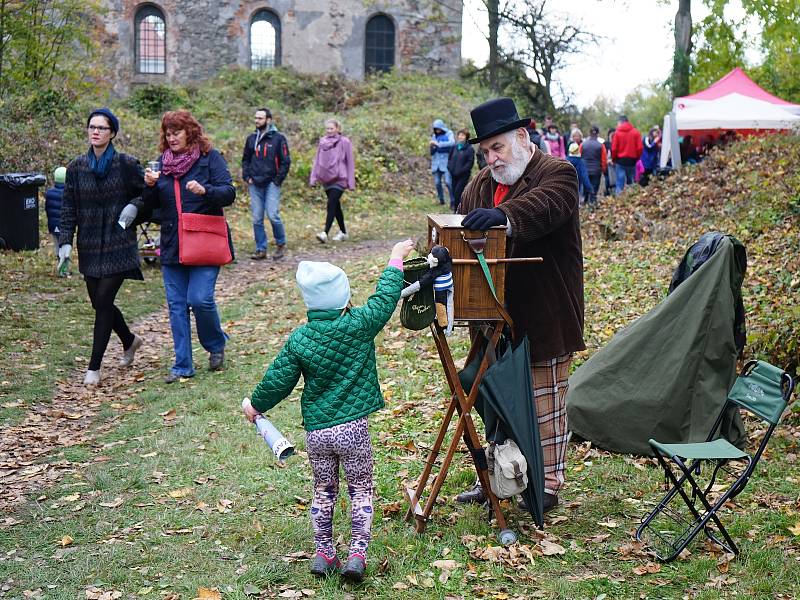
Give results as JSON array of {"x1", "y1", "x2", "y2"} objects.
[{"x1": 174, "y1": 179, "x2": 233, "y2": 266}]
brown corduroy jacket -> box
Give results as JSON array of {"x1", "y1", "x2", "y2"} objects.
[{"x1": 459, "y1": 147, "x2": 585, "y2": 362}]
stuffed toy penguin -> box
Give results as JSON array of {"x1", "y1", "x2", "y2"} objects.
[{"x1": 401, "y1": 245, "x2": 454, "y2": 335}]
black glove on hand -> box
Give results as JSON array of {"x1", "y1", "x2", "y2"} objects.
[{"x1": 462, "y1": 207, "x2": 506, "y2": 230}]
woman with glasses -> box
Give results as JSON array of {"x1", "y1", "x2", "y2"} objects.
[
  {"x1": 58, "y1": 108, "x2": 146, "y2": 386},
  {"x1": 142, "y1": 110, "x2": 235, "y2": 384}
]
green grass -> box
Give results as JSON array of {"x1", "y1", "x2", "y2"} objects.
[{"x1": 3, "y1": 225, "x2": 799, "y2": 598}]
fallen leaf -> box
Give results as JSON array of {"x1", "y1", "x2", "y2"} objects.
[
  {"x1": 788, "y1": 522, "x2": 800, "y2": 536},
  {"x1": 597, "y1": 519, "x2": 619, "y2": 528},
  {"x1": 539, "y1": 539, "x2": 566, "y2": 556},
  {"x1": 428, "y1": 557, "x2": 458, "y2": 572},
  {"x1": 58, "y1": 535, "x2": 74, "y2": 547},
  {"x1": 168, "y1": 487, "x2": 193, "y2": 499},
  {"x1": 99, "y1": 497, "x2": 124, "y2": 509},
  {"x1": 194, "y1": 588, "x2": 222, "y2": 600},
  {"x1": 160, "y1": 408, "x2": 177, "y2": 420},
  {"x1": 632, "y1": 562, "x2": 662, "y2": 575}
]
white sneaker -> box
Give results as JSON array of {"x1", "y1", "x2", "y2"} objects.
[
  {"x1": 315, "y1": 231, "x2": 328, "y2": 243},
  {"x1": 120, "y1": 335, "x2": 143, "y2": 367},
  {"x1": 332, "y1": 232, "x2": 348, "y2": 242},
  {"x1": 84, "y1": 369, "x2": 101, "y2": 386}
]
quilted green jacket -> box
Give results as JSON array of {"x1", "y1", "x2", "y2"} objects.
[{"x1": 251, "y1": 265, "x2": 403, "y2": 431}]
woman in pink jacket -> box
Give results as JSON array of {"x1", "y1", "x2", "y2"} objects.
[
  {"x1": 544, "y1": 124, "x2": 566, "y2": 159},
  {"x1": 311, "y1": 119, "x2": 355, "y2": 243}
]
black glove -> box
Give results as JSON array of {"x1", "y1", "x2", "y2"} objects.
[{"x1": 462, "y1": 207, "x2": 507, "y2": 230}]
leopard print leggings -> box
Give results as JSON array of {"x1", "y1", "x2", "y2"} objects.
[{"x1": 306, "y1": 417, "x2": 374, "y2": 558}]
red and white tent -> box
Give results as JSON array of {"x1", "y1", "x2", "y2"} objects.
[
  {"x1": 674, "y1": 67, "x2": 800, "y2": 116},
  {"x1": 661, "y1": 68, "x2": 799, "y2": 169}
]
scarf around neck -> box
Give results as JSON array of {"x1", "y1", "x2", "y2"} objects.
[
  {"x1": 161, "y1": 145, "x2": 201, "y2": 178},
  {"x1": 88, "y1": 142, "x2": 116, "y2": 179}
]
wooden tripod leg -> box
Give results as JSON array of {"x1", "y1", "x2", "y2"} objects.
[
  {"x1": 405, "y1": 325, "x2": 490, "y2": 529},
  {"x1": 438, "y1": 324, "x2": 509, "y2": 531},
  {"x1": 404, "y1": 393, "x2": 457, "y2": 525},
  {"x1": 419, "y1": 325, "x2": 509, "y2": 531}
]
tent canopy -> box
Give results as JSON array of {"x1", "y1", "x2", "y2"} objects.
[
  {"x1": 675, "y1": 93, "x2": 800, "y2": 133},
  {"x1": 675, "y1": 67, "x2": 800, "y2": 115}
]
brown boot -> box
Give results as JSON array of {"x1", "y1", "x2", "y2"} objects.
[{"x1": 272, "y1": 244, "x2": 286, "y2": 260}]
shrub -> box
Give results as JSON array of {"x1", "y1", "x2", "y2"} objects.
[{"x1": 129, "y1": 84, "x2": 191, "y2": 119}]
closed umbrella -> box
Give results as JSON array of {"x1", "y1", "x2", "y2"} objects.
[{"x1": 460, "y1": 335, "x2": 545, "y2": 527}]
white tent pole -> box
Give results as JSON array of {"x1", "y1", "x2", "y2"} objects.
[{"x1": 660, "y1": 112, "x2": 682, "y2": 170}]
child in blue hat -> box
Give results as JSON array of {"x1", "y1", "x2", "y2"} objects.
[
  {"x1": 243, "y1": 239, "x2": 414, "y2": 583},
  {"x1": 45, "y1": 166, "x2": 67, "y2": 258}
]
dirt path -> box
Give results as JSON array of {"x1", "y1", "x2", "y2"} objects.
[{"x1": 0, "y1": 239, "x2": 394, "y2": 513}]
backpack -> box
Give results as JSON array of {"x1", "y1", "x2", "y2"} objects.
[
  {"x1": 486, "y1": 438, "x2": 528, "y2": 499},
  {"x1": 315, "y1": 140, "x2": 343, "y2": 184}
]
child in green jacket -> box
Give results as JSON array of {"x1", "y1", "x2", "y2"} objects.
[{"x1": 243, "y1": 239, "x2": 414, "y2": 582}]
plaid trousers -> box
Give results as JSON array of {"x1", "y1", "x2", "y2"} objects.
[{"x1": 531, "y1": 353, "x2": 572, "y2": 496}]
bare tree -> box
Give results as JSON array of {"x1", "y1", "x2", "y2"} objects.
[
  {"x1": 671, "y1": 0, "x2": 693, "y2": 97},
  {"x1": 500, "y1": 0, "x2": 599, "y2": 113}
]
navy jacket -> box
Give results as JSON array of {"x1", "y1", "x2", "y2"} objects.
[
  {"x1": 140, "y1": 149, "x2": 235, "y2": 265},
  {"x1": 44, "y1": 183, "x2": 64, "y2": 234},
  {"x1": 241, "y1": 125, "x2": 291, "y2": 187},
  {"x1": 447, "y1": 143, "x2": 475, "y2": 181},
  {"x1": 567, "y1": 156, "x2": 593, "y2": 194}
]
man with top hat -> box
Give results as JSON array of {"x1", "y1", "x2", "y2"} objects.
[{"x1": 455, "y1": 97, "x2": 585, "y2": 514}]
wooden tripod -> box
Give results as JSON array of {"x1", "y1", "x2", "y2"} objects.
[{"x1": 404, "y1": 317, "x2": 517, "y2": 544}]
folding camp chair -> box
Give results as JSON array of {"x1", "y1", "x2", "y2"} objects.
[{"x1": 636, "y1": 360, "x2": 795, "y2": 561}]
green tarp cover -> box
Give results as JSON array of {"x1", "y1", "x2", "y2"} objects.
[{"x1": 566, "y1": 236, "x2": 746, "y2": 456}]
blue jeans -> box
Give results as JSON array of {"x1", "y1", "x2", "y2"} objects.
[
  {"x1": 162, "y1": 264, "x2": 226, "y2": 377},
  {"x1": 249, "y1": 182, "x2": 286, "y2": 251},
  {"x1": 614, "y1": 163, "x2": 636, "y2": 195},
  {"x1": 432, "y1": 169, "x2": 454, "y2": 205}
]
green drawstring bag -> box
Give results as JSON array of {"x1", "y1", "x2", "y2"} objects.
[{"x1": 400, "y1": 257, "x2": 436, "y2": 330}]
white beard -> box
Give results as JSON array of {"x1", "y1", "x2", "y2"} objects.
[{"x1": 489, "y1": 137, "x2": 532, "y2": 185}]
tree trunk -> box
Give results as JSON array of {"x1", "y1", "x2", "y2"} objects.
[
  {"x1": 0, "y1": 0, "x2": 6, "y2": 88},
  {"x1": 672, "y1": 0, "x2": 692, "y2": 98},
  {"x1": 485, "y1": 0, "x2": 500, "y2": 92}
]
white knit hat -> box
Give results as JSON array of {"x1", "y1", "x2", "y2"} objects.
[{"x1": 296, "y1": 261, "x2": 351, "y2": 310}]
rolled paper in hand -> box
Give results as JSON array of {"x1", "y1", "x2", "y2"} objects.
[{"x1": 254, "y1": 415, "x2": 295, "y2": 462}]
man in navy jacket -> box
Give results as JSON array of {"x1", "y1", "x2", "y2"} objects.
[{"x1": 242, "y1": 108, "x2": 291, "y2": 260}]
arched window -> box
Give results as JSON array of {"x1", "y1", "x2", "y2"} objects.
[
  {"x1": 365, "y1": 14, "x2": 395, "y2": 73},
  {"x1": 251, "y1": 10, "x2": 281, "y2": 69},
  {"x1": 135, "y1": 5, "x2": 166, "y2": 74}
]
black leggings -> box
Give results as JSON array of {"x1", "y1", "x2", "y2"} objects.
[
  {"x1": 85, "y1": 275, "x2": 134, "y2": 370},
  {"x1": 324, "y1": 187, "x2": 346, "y2": 235}
]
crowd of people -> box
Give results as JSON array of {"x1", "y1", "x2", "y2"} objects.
[{"x1": 422, "y1": 112, "x2": 738, "y2": 211}]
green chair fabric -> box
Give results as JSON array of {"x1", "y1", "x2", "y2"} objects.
[
  {"x1": 649, "y1": 438, "x2": 748, "y2": 461},
  {"x1": 727, "y1": 361, "x2": 788, "y2": 425}
]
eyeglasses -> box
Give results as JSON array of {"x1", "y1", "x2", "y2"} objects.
[{"x1": 88, "y1": 125, "x2": 111, "y2": 132}]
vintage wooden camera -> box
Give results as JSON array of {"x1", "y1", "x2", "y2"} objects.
[{"x1": 427, "y1": 214, "x2": 507, "y2": 322}]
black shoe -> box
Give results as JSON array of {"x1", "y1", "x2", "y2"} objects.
[
  {"x1": 209, "y1": 351, "x2": 224, "y2": 371},
  {"x1": 250, "y1": 249, "x2": 267, "y2": 260},
  {"x1": 518, "y1": 492, "x2": 559, "y2": 514},
  {"x1": 164, "y1": 372, "x2": 182, "y2": 384},
  {"x1": 272, "y1": 245, "x2": 285, "y2": 260},
  {"x1": 340, "y1": 554, "x2": 366, "y2": 583},
  {"x1": 310, "y1": 552, "x2": 341, "y2": 578},
  {"x1": 456, "y1": 482, "x2": 486, "y2": 504}
]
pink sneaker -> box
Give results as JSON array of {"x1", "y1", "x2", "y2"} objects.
[{"x1": 309, "y1": 552, "x2": 340, "y2": 578}]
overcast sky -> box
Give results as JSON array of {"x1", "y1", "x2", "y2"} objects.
[{"x1": 461, "y1": 0, "x2": 758, "y2": 109}]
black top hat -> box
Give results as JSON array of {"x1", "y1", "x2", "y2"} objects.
[{"x1": 468, "y1": 97, "x2": 531, "y2": 144}]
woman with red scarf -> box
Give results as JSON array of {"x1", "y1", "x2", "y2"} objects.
[{"x1": 143, "y1": 110, "x2": 236, "y2": 383}]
